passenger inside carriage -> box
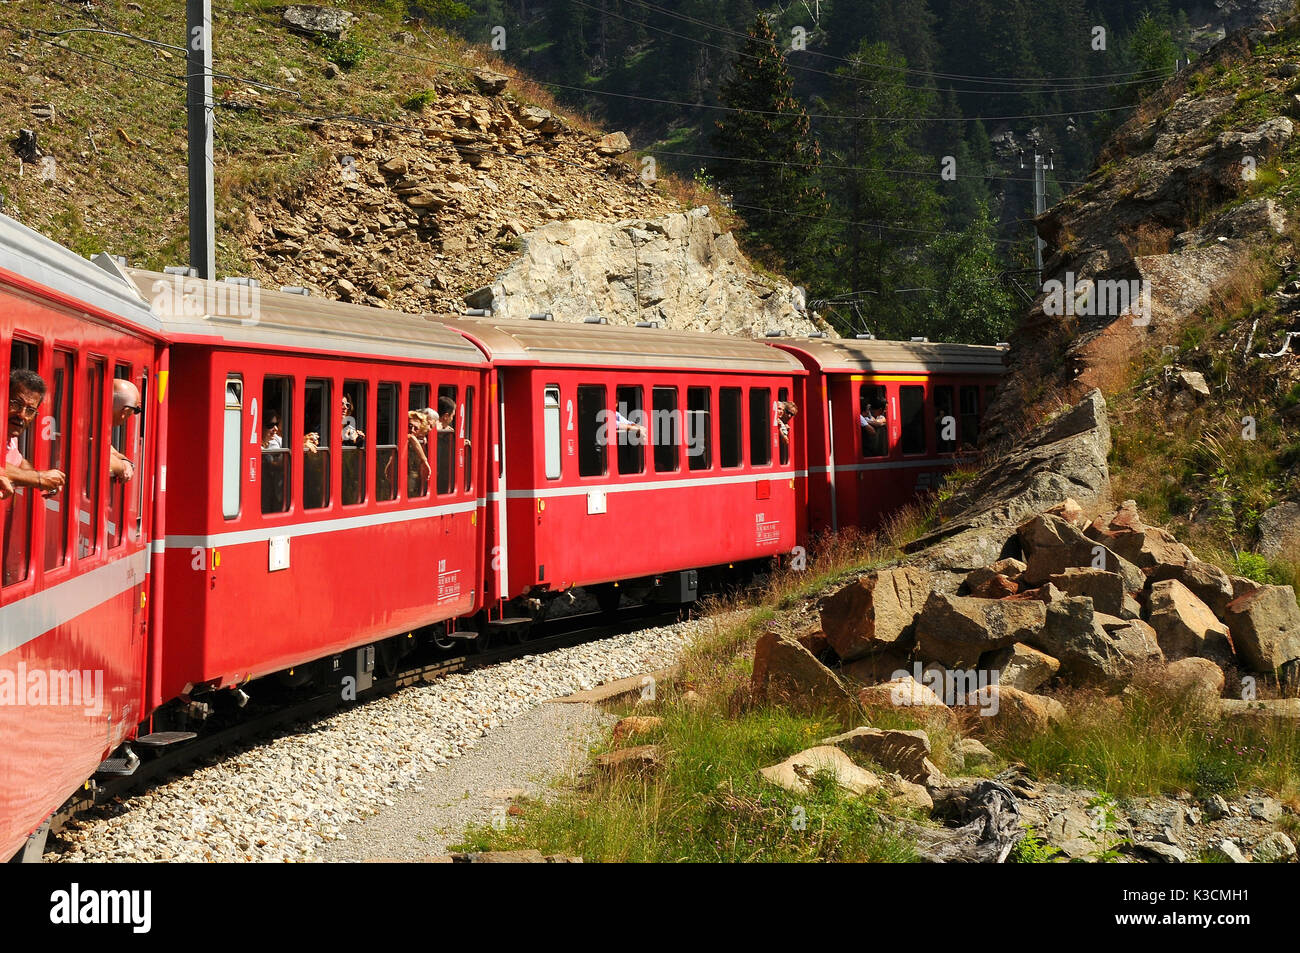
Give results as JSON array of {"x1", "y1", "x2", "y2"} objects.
[
  {"x1": 859, "y1": 385, "x2": 888, "y2": 458},
  {"x1": 108, "y1": 379, "x2": 141, "y2": 483},
  {"x1": 775, "y1": 400, "x2": 798, "y2": 448},
  {"x1": 5, "y1": 369, "x2": 64, "y2": 497}
]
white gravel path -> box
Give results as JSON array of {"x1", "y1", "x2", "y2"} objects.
[{"x1": 49, "y1": 617, "x2": 710, "y2": 862}]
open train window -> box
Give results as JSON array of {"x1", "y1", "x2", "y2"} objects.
[
  {"x1": 934, "y1": 385, "x2": 956, "y2": 454},
  {"x1": 961, "y1": 385, "x2": 981, "y2": 449},
  {"x1": 408, "y1": 383, "x2": 431, "y2": 499},
  {"x1": 859, "y1": 384, "x2": 887, "y2": 458},
  {"x1": 543, "y1": 386, "x2": 561, "y2": 480},
  {"x1": 777, "y1": 387, "x2": 790, "y2": 466},
  {"x1": 464, "y1": 386, "x2": 475, "y2": 493},
  {"x1": 750, "y1": 388, "x2": 771, "y2": 467},
  {"x1": 4, "y1": 340, "x2": 40, "y2": 586},
  {"x1": 652, "y1": 386, "x2": 679, "y2": 473},
  {"x1": 342, "y1": 381, "x2": 367, "y2": 505},
  {"x1": 616, "y1": 385, "x2": 644, "y2": 476},
  {"x1": 719, "y1": 387, "x2": 743, "y2": 469},
  {"x1": 577, "y1": 384, "x2": 606, "y2": 478},
  {"x1": 106, "y1": 364, "x2": 133, "y2": 549},
  {"x1": 43, "y1": 350, "x2": 74, "y2": 571},
  {"x1": 261, "y1": 376, "x2": 292, "y2": 514},
  {"x1": 376, "y1": 382, "x2": 399, "y2": 502},
  {"x1": 133, "y1": 372, "x2": 148, "y2": 541},
  {"x1": 900, "y1": 385, "x2": 927, "y2": 455},
  {"x1": 436, "y1": 384, "x2": 457, "y2": 494},
  {"x1": 303, "y1": 379, "x2": 330, "y2": 510},
  {"x1": 687, "y1": 387, "x2": 711, "y2": 471},
  {"x1": 80, "y1": 359, "x2": 107, "y2": 550}
]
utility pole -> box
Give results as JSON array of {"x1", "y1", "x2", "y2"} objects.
[
  {"x1": 187, "y1": 0, "x2": 215, "y2": 279},
  {"x1": 1020, "y1": 147, "x2": 1053, "y2": 281}
]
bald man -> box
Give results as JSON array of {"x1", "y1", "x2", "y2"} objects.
[{"x1": 110, "y1": 379, "x2": 142, "y2": 483}]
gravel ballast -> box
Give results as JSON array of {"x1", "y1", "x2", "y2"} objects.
[{"x1": 50, "y1": 617, "x2": 712, "y2": 862}]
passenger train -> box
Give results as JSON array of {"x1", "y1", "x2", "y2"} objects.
[{"x1": 0, "y1": 211, "x2": 1004, "y2": 861}]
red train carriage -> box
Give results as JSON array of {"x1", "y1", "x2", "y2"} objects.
[
  {"x1": 0, "y1": 219, "x2": 164, "y2": 862},
  {"x1": 443, "y1": 317, "x2": 807, "y2": 614},
  {"x1": 123, "y1": 269, "x2": 490, "y2": 709},
  {"x1": 773, "y1": 336, "x2": 1006, "y2": 534}
]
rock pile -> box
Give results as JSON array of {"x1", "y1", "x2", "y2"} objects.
[{"x1": 241, "y1": 69, "x2": 821, "y2": 336}]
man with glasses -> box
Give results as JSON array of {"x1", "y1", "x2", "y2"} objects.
[
  {"x1": 5, "y1": 368, "x2": 64, "y2": 497},
  {"x1": 110, "y1": 379, "x2": 141, "y2": 483}
]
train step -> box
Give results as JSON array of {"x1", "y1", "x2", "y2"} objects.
[
  {"x1": 135, "y1": 731, "x2": 198, "y2": 748},
  {"x1": 486, "y1": 617, "x2": 532, "y2": 628},
  {"x1": 445, "y1": 630, "x2": 480, "y2": 640},
  {"x1": 95, "y1": 748, "x2": 140, "y2": 777}
]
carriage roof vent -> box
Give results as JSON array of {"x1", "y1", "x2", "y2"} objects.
[
  {"x1": 808, "y1": 332, "x2": 828, "y2": 338},
  {"x1": 996, "y1": 341, "x2": 1010, "y2": 348},
  {"x1": 764, "y1": 329, "x2": 786, "y2": 337},
  {"x1": 464, "y1": 308, "x2": 491, "y2": 317},
  {"x1": 223, "y1": 276, "x2": 261, "y2": 288},
  {"x1": 529, "y1": 311, "x2": 554, "y2": 321},
  {"x1": 635, "y1": 320, "x2": 660, "y2": 328},
  {"x1": 910, "y1": 336, "x2": 929, "y2": 343},
  {"x1": 279, "y1": 286, "x2": 311, "y2": 296},
  {"x1": 583, "y1": 315, "x2": 607, "y2": 324},
  {"x1": 855, "y1": 333, "x2": 875, "y2": 340},
  {"x1": 163, "y1": 265, "x2": 195, "y2": 277}
]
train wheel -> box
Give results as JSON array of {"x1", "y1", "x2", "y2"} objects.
[{"x1": 594, "y1": 584, "x2": 621, "y2": 614}]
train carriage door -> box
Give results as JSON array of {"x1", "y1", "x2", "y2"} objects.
[
  {"x1": 4, "y1": 340, "x2": 40, "y2": 588},
  {"x1": 855, "y1": 382, "x2": 889, "y2": 531}
]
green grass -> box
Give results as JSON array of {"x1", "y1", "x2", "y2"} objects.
[{"x1": 454, "y1": 703, "x2": 919, "y2": 862}]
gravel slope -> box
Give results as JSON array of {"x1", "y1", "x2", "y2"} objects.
[{"x1": 49, "y1": 619, "x2": 707, "y2": 862}]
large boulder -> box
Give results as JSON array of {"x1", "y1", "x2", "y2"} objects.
[
  {"x1": 1163, "y1": 658, "x2": 1225, "y2": 709},
  {"x1": 281, "y1": 4, "x2": 354, "y2": 37},
  {"x1": 1257, "y1": 502, "x2": 1300, "y2": 560},
  {"x1": 1028, "y1": 597, "x2": 1161, "y2": 690},
  {"x1": 1148, "y1": 559, "x2": 1236, "y2": 617},
  {"x1": 1147, "y1": 579, "x2": 1233, "y2": 662},
  {"x1": 857, "y1": 674, "x2": 952, "y2": 713},
  {"x1": 982, "y1": 643, "x2": 1061, "y2": 692},
  {"x1": 970, "y1": 685, "x2": 1067, "y2": 734},
  {"x1": 818, "y1": 567, "x2": 931, "y2": 661},
  {"x1": 1047, "y1": 568, "x2": 1138, "y2": 618},
  {"x1": 821, "y1": 727, "x2": 939, "y2": 785},
  {"x1": 1085, "y1": 500, "x2": 1195, "y2": 571},
  {"x1": 758, "y1": 746, "x2": 881, "y2": 796},
  {"x1": 1222, "y1": 585, "x2": 1300, "y2": 673},
  {"x1": 965, "y1": 567, "x2": 1020, "y2": 598},
  {"x1": 914, "y1": 593, "x2": 1047, "y2": 668},
  {"x1": 751, "y1": 632, "x2": 854, "y2": 716},
  {"x1": 1018, "y1": 514, "x2": 1143, "y2": 591}
]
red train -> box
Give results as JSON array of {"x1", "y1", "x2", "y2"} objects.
[{"x1": 0, "y1": 212, "x2": 1003, "y2": 861}]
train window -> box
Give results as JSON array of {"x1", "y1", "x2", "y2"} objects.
[
  {"x1": 719, "y1": 387, "x2": 743, "y2": 469},
  {"x1": 408, "y1": 384, "x2": 431, "y2": 499},
  {"x1": 543, "y1": 386, "x2": 561, "y2": 480},
  {"x1": 303, "y1": 379, "x2": 331, "y2": 510},
  {"x1": 652, "y1": 386, "x2": 679, "y2": 473},
  {"x1": 435, "y1": 384, "x2": 457, "y2": 495},
  {"x1": 43, "y1": 350, "x2": 74, "y2": 571},
  {"x1": 261, "y1": 376, "x2": 292, "y2": 514},
  {"x1": 342, "y1": 381, "x2": 367, "y2": 505},
  {"x1": 220, "y1": 374, "x2": 243, "y2": 520},
  {"x1": 900, "y1": 386, "x2": 926, "y2": 455},
  {"x1": 859, "y1": 384, "x2": 887, "y2": 458},
  {"x1": 133, "y1": 373, "x2": 148, "y2": 542},
  {"x1": 464, "y1": 386, "x2": 475, "y2": 493},
  {"x1": 80, "y1": 360, "x2": 106, "y2": 552},
  {"x1": 777, "y1": 387, "x2": 790, "y2": 466},
  {"x1": 615, "y1": 385, "x2": 644, "y2": 476},
  {"x1": 4, "y1": 340, "x2": 40, "y2": 586},
  {"x1": 687, "y1": 387, "x2": 711, "y2": 471},
  {"x1": 577, "y1": 385, "x2": 607, "y2": 478},
  {"x1": 106, "y1": 365, "x2": 134, "y2": 549},
  {"x1": 750, "y1": 388, "x2": 771, "y2": 467},
  {"x1": 934, "y1": 385, "x2": 956, "y2": 454},
  {"x1": 960, "y1": 385, "x2": 981, "y2": 450},
  {"x1": 376, "y1": 382, "x2": 399, "y2": 502}
]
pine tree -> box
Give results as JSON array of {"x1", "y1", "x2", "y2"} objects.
[
  {"x1": 929, "y1": 203, "x2": 1015, "y2": 344},
  {"x1": 814, "y1": 40, "x2": 941, "y2": 338},
  {"x1": 711, "y1": 13, "x2": 829, "y2": 282}
]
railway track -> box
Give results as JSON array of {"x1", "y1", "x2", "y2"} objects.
[{"x1": 46, "y1": 604, "x2": 685, "y2": 846}]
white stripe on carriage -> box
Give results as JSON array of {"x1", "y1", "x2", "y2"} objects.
[
  {"x1": 500, "y1": 470, "x2": 799, "y2": 500},
  {"x1": 0, "y1": 549, "x2": 151, "y2": 657},
  {"x1": 164, "y1": 499, "x2": 479, "y2": 550}
]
